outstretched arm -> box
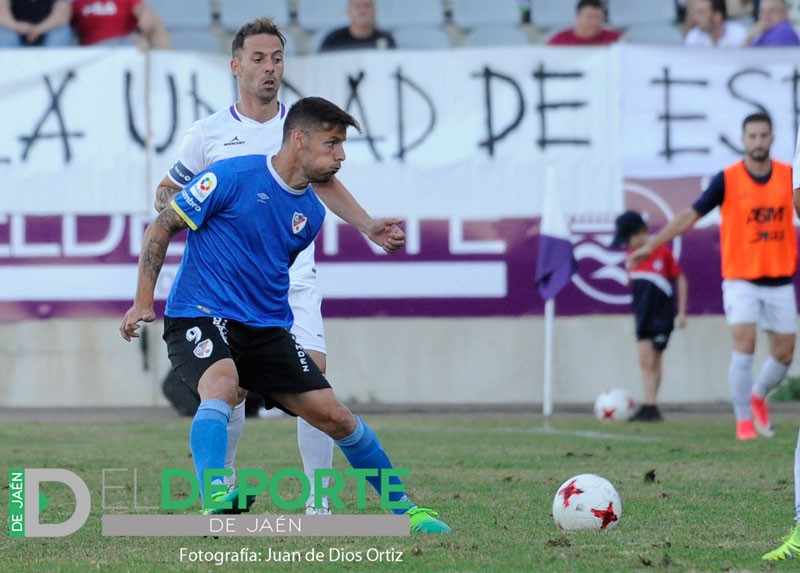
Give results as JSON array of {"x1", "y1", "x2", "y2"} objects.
[
  {"x1": 628, "y1": 207, "x2": 700, "y2": 268},
  {"x1": 312, "y1": 176, "x2": 405, "y2": 254},
  {"x1": 119, "y1": 208, "x2": 188, "y2": 341}
]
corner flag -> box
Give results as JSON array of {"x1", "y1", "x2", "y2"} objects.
[{"x1": 535, "y1": 169, "x2": 577, "y2": 301}]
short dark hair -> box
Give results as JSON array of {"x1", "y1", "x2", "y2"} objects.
[
  {"x1": 711, "y1": 0, "x2": 728, "y2": 18},
  {"x1": 695, "y1": 0, "x2": 728, "y2": 18},
  {"x1": 283, "y1": 97, "x2": 362, "y2": 142},
  {"x1": 743, "y1": 112, "x2": 772, "y2": 132},
  {"x1": 231, "y1": 17, "x2": 286, "y2": 59},
  {"x1": 577, "y1": 0, "x2": 604, "y2": 12}
]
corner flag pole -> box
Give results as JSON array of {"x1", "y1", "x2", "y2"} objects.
[{"x1": 543, "y1": 297, "x2": 555, "y2": 422}]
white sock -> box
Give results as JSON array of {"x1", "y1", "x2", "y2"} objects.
[
  {"x1": 297, "y1": 416, "x2": 334, "y2": 506},
  {"x1": 729, "y1": 351, "x2": 754, "y2": 421},
  {"x1": 753, "y1": 356, "x2": 790, "y2": 399},
  {"x1": 223, "y1": 400, "x2": 246, "y2": 487}
]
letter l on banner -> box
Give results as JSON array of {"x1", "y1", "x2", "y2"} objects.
[{"x1": 534, "y1": 167, "x2": 577, "y2": 422}]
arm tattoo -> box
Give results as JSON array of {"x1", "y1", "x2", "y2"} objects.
[
  {"x1": 141, "y1": 208, "x2": 188, "y2": 283},
  {"x1": 155, "y1": 185, "x2": 181, "y2": 212}
]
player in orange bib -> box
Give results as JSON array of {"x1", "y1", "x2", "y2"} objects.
[{"x1": 628, "y1": 112, "x2": 796, "y2": 441}]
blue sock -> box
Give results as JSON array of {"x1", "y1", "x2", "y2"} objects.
[
  {"x1": 335, "y1": 417, "x2": 412, "y2": 514},
  {"x1": 190, "y1": 399, "x2": 232, "y2": 502}
]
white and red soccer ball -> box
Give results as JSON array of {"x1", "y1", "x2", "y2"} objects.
[
  {"x1": 593, "y1": 388, "x2": 636, "y2": 422},
  {"x1": 552, "y1": 473, "x2": 622, "y2": 531}
]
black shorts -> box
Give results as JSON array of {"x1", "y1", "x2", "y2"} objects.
[
  {"x1": 163, "y1": 316, "x2": 330, "y2": 413},
  {"x1": 636, "y1": 330, "x2": 671, "y2": 352}
]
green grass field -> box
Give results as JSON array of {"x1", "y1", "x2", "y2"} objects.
[{"x1": 2, "y1": 410, "x2": 800, "y2": 572}]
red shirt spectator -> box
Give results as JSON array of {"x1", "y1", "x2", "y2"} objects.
[
  {"x1": 548, "y1": 28, "x2": 622, "y2": 45},
  {"x1": 71, "y1": 0, "x2": 169, "y2": 48},
  {"x1": 547, "y1": 0, "x2": 623, "y2": 46}
]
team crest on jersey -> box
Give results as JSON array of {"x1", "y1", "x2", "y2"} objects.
[
  {"x1": 292, "y1": 212, "x2": 308, "y2": 234},
  {"x1": 193, "y1": 338, "x2": 214, "y2": 359},
  {"x1": 189, "y1": 172, "x2": 217, "y2": 203}
]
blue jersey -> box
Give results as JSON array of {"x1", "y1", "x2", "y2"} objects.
[{"x1": 166, "y1": 154, "x2": 326, "y2": 328}]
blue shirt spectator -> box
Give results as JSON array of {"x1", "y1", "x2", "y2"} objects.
[{"x1": 746, "y1": 0, "x2": 800, "y2": 46}]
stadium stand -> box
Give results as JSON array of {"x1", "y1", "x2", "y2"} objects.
[
  {"x1": 393, "y1": 25, "x2": 452, "y2": 50},
  {"x1": 624, "y1": 22, "x2": 685, "y2": 44},
  {"x1": 296, "y1": 0, "x2": 349, "y2": 32},
  {"x1": 218, "y1": 0, "x2": 292, "y2": 32},
  {"x1": 608, "y1": 0, "x2": 677, "y2": 27},
  {"x1": 148, "y1": 0, "x2": 213, "y2": 29},
  {"x1": 464, "y1": 23, "x2": 530, "y2": 47},
  {"x1": 530, "y1": 0, "x2": 577, "y2": 31},
  {"x1": 451, "y1": 0, "x2": 522, "y2": 28},
  {"x1": 374, "y1": 0, "x2": 446, "y2": 28}
]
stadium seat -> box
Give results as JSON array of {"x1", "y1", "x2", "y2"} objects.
[
  {"x1": 451, "y1": 0, "x2": 521, "y2": 28},
  {"x1": 307, "y1": 28, "x2": 331, "y2": 53},
  {"x1": 464, "y1": 24, "x2": 529, "y2": 47},
  {"x1": 148, "y1": 0, "x2": 212, "y2": 29},
  {"x1": 374, "y1": 0, "x2": 445, "y2": 29},
  {"x1": 624, "y1": 22, "x2": 685, "y2": 45},
  {"x1": 218, "y1": 0, "x2": 291, "y2": 32},
  {"x1": 393, "y1": 25, "x2": 452, "y2": 50},
  {"x1": 169, "y1": 29, "x2": 221, "y2": 53},
  {"x1": 531, "y1": 0, "x2": 576, "y2": 30},
  {"x1": 608, "y1": 0, "x2": 677, "y2": 26},
  {"x1": 296, "y1": 0, "x2": 349, "y2": 31}
]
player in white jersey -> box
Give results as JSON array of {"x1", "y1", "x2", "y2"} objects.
[
  {"x1": 154, "y1": 17, "x2": 404, "y2": 515},
  {"x1": 760, "y1": 119, "x2": 800, "y2": 560}
]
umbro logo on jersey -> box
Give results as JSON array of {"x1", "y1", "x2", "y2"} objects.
[
  {"x1": 292, "y1": 212, "x2": 308, "y2": 234},
  {"x1": 223, "y1": 136, "x2": 245, "y2": 146},
  {"x1": 257, "y1": 192, "x2": 270, "y2": 203}
]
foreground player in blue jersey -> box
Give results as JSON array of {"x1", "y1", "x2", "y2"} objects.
[{"x1": 120, "y1": 96, "x2": 450, "y2": 534}]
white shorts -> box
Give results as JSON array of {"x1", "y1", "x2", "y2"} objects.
[
  {"x1": 288, "y1": 243, "x2": 326, "y2": 354},
  {"x1": 721, "y1": 279, "x2": 797, "y2": 333}
]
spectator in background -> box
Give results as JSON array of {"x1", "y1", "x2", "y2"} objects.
[
  {"x1": 685, "y1": 0, "x2": 748, "y2": 46},
  {"x1": 0, "y1": 0, "x2": 72, "y2": 47},
  {"x1": 71, "y1": 0, "x2": 170, "y2": 48},
  {"x1": 547, "y1": 0, "x2": 622, "y2": 46},
  {"x1": 319, "y1": 0, "x2": 395, "y2": 52},
  {"x1": 744, "y1": 0, "x2": 799, "y2": 45}
]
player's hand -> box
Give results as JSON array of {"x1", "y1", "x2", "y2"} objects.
[
  {"x1": 677, "y1": 313, "x2": 687, "y2": 330},
  {"x1": 120, "y1": 304, "x2": 156, "y2": 341},
  {"x1": 367, "y1": 218, "x2": 405, "y2": 254},
  {"x1": 626, "y1": 242, "x2": 653, "y2": 269}
]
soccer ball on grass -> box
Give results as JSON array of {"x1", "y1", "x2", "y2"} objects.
[
  {"x1": 552, "y1": 473, "x2": 622, "y2": 531},
  {"x1": 593, "y1": 388, "x2": 636, "y2": 422}
]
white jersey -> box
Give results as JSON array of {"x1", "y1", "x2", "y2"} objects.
[{"x1": 167, "y1": 102, "x2": 317, "y2": 288}]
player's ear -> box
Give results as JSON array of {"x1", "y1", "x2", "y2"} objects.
[
  {"x1": 291, "y1": 129, "x2": 306, "y2": 150},
  {"x1": 230, "y1": 58, "x2": 240, "y2": 77}
]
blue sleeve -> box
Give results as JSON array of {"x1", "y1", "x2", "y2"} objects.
[
  {"x1": 691, "y1": 172, "x2": 725, "y2": 217},
  {"x1": 171, "y1": 165, "x2": 234, "y2": 231}
]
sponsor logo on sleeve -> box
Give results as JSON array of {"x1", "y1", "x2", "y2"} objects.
[
  {"x1": 180, "y1": 189, "x2": 202, "y2": 212},
  {"x1": 292, "y1": 212, "x2": 308, "y2": 234},
  {"x1": 189, "y1": 173, "x2": 217, "y2": 203}
]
